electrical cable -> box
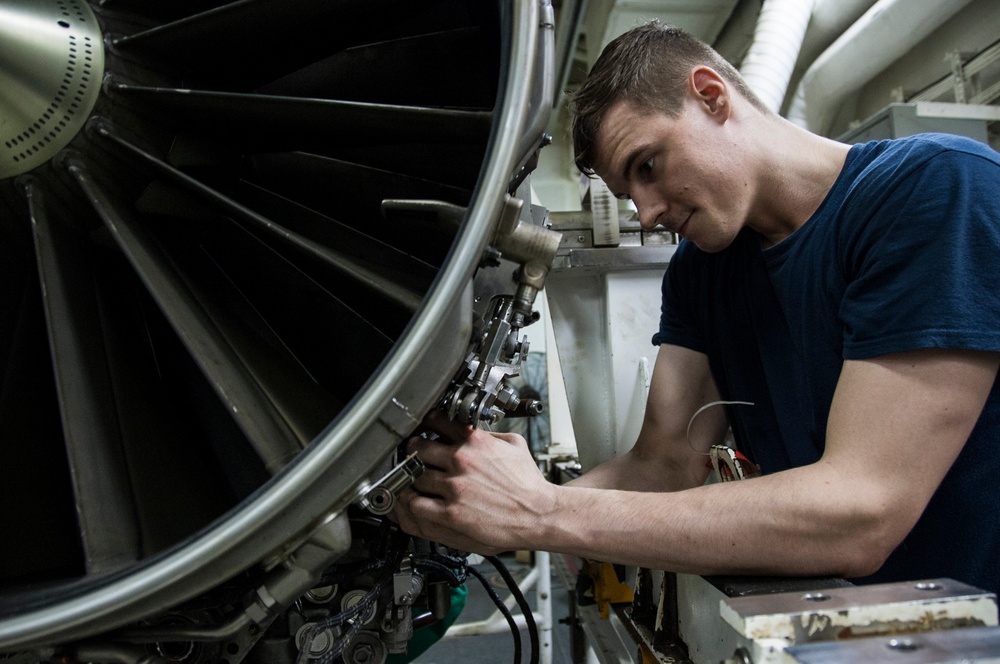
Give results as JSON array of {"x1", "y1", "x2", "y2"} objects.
[
  {"x1": 415, "y1": 553, "x2": 527, "y2": 662},
  {"x1": 298, "y1": 540, "x2": 539, "y2": 664},
  {"x1": 465, "y1": 565, "x2": 522, "y2": 664},
  {"x1": 413, "y1": 555, "x2": 468, "y2": 588},
  {"x1": 485, "y1": 555, "x2": 539, "y2": 664}
]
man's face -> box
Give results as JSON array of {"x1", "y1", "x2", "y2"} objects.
[{"x1": 592, "y1": 98, "x2": 750, "y2": 253}]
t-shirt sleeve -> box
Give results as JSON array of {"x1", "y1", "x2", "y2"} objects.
[
  {"x1": 840, "y1": 147, "x2": 1000, "y2": 358},
  {"x1": 651, "y1": 241, "x2": 707, "y2": 351}
]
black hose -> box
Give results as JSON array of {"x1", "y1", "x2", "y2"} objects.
[
  {"x1": 485, "y1": 555, "x2": 539, "y2": 664},
  {"x1": 300, "y1": 544, "x2": 539, "y2": 664},
  {"x1": 413, "y1": 555, "x2": 468, "y2": 588},
  {"x1": 465, "y1": 565, "x2": 522, "y2": 664}
]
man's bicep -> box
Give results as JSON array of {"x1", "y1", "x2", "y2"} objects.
[{"x1": 822, "y1": 349, "x2": 999, "y2": 545}]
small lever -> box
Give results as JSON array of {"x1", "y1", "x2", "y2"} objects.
[{"x1": 358, "y1": 452, "x2": 425, "y2": 515}]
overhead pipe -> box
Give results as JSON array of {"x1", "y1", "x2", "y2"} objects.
[
  {"x1": 739, "y1": 0, "x2": 816, "y2": 114},
  {"x1": 793, "y1": 0, "x2": 879, "y2": 81},
  {"x1": 787, "y1": 0, "x2": 975, "y2": 135}
]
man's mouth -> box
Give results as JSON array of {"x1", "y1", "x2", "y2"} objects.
[{"x1": 675, "y1": 211, "x2": 693, "y2": 237}]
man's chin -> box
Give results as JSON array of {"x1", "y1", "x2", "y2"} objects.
[{"x1": 689, "y1": 235, "x2": 732, "y2": 253}]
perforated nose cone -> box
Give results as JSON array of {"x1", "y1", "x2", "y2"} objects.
[{"x1": 0, "y1": 0, "x2": 103, "y2": 177}]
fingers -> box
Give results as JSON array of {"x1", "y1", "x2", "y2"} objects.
[
  {"x1": 409, "y1": 412, "x2": 529, "y2": 458},
  {"x1": 407, "y1": 435, "x2": 457, "y2": 471},
  {"x1": 409, "y1": 465, "x2": 452, "y2": 498},
  {"x1": 393, "y1": 497, "x2": 446, "y2": 548},
  {"x1": 421, "y1": 409, "x2": 475, "y2": 442},
  {"x1": 389, "y1": 488, "x2": 422, "y2": 535},
  {"x1": 391, "y1": 488, "x2": 499, "y2": 555},
  {"x1": 417, "y1": 409, "x2": 529, "y2": 449},
  {"x1": 391, "y1": 409, "x2": 539, "y2": 556}
]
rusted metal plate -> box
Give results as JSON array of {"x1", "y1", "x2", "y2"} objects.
[{"x1": 721, "y1": 579, "x2": 997, "y2": 644}]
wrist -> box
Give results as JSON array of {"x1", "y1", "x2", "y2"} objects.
[{"x1": 533, "y1": 483, "x2": 590, "y2": 555}]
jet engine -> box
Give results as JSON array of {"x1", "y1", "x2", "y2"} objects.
[{"x1": 0, "y1": 0, "x2": 556, "y2": 661}]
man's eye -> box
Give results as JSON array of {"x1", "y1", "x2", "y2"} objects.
[{"x1": 638, "y1": 158, "x2": 654, "y2": 177}]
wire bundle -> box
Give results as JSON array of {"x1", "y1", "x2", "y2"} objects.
[{"x1": 298, "y1": 537, "x2": 539, "y2": 664}]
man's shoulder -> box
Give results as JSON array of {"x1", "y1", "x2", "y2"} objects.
[
  {"x1": 899, "y1": 132, "x2": 999, "y2": 158},
  {"x1": 851, "y1": 133, "x2": 1000, "y2": 175},
  {"x1": 840, "y1": 133, "x2": 999, "y2": 207}
]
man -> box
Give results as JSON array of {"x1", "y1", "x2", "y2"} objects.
[{"x1": 393, "y1": 21, "x2": 1000, "y2": 593}]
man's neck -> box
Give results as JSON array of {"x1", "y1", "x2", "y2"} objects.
[{"x1": 747, "y1": 118, "x2": 851, "y2": 248}]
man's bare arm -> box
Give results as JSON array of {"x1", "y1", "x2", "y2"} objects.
[
  {"x1": 544, "y1": 348, "x2": 999, "y2": 576},
  {"x1": 568, "y1": 344, "x2": 726, "y2": 493},
  {"x1": 395, "y1": 348, "x2": 998, "y2": 579}
]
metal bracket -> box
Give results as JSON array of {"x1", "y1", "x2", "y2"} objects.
[{"x1": 358, "y1": 452, "x2": 425, "y2": 515}]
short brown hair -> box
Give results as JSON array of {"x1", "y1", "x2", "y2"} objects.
[{"x1": 570, "y1": 20, "x2": 768, "y2": 175}]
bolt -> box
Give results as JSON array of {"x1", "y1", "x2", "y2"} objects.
[
  {"x1": 351, "y1": 644, "x2": 374, "y2": 663},
  {"x1": 887, "y1": 638, "x2": 922, "y2": 652},
  {"x1": 802, "y1": 592, "x2": 831, "y2": 602}
]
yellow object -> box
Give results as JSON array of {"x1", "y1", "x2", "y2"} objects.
[
  {"x1": 639, "y1": 643, "x2": 659, "y2": 664},
  {"x1": 582, "y1": 560, "x2": 634, "y2": 620}
]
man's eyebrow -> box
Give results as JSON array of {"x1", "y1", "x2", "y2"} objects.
[{"x1": 621, "y1": 144, "x2": 647, "y2": 184}]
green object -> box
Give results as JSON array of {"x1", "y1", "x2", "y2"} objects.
[{"x1": 386, "y1": 584, "x2": 468, "y2": 663}]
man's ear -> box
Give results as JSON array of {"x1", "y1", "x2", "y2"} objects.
[{"x1": 689, "y1": 66, "x2": 730, "y2": 121}]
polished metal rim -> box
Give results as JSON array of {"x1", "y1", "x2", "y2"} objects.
[{"x1": 0, "y1": 0, "x2": 550, "y2": 651}]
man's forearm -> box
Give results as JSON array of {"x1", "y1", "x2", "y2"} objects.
[{"x1": 542, "y1": 468, "x2": 887, "y2": 579}]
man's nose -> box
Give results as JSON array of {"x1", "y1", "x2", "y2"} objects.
[
  {"x1": 633, "y1": 193, "x2": 664, "y2": 230},
  {"x1": 638, "y1": 209, "x2": 658, "y2": 230}
]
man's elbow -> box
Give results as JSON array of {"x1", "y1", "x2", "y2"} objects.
[
  {"x1": 832, "y1": 505, "x2": 914, "y2": 579},
  {"x1": 838, "y1": 546, "x2": 890, "y2": 579}
]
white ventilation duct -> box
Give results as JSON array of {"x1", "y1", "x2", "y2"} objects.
[
  {"x1": 794, "y1": 0, "x2": 879, "y2": 79},
  {"x1": 787, "y1": 0, "x2": 975, "y2": 134},
  {"x1": 739, "y1": 0, "x2": 816, "y2": 113}
]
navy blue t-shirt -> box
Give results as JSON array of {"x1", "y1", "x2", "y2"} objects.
[{"x1": 653, "y1": 133, "x2": 1000, "y2": 593}]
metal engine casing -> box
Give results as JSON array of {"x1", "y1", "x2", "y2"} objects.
[{"x1": 0, "y1": 0, "x2": 555, "y2": 661}]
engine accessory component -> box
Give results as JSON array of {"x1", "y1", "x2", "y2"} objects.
[
  {"x1": 439, "y1": 194, "x2": 562, "y2": 428},
  {"x1": 305, "y1": 585, "x2": 339, "y2": 605},
  {"x1": 442, "y1": 292, "x2": 533, "y2": 426},
  {"x1": 710, "y1": 446, "x2": 761, "y2": 482},
  {"x1": 339, "y1": 590, "x2": 380, "y2": 629},
  {"x1": 294, "y1": 624, "x2": 335, "y2": 660}
]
